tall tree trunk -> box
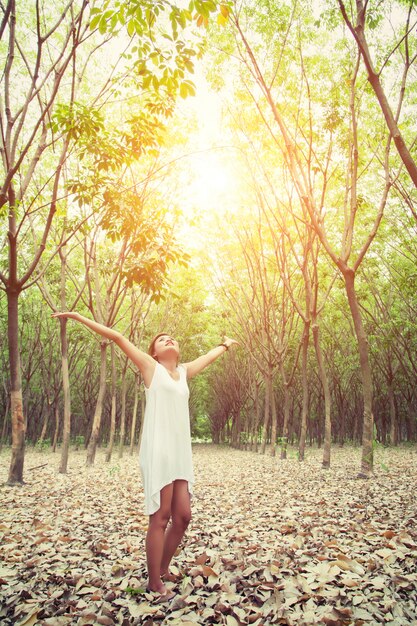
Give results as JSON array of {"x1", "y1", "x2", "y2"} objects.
[
  {"x1": 118, "y1": 370, "x2": 127, "y2": 459},
  {"x1": 248, "y1": 389, "x2": 257, "y2": 450},
  {"x1": 270, "y1": 380, "x2": 277, "y2": 457},
  {"x1": 106, "y1": 344, "x2": 117, "y2": 463},
  {"x1": 52, "y1": 404, "x2": 60, "y2": 451},
  {"x1": 231, "y1": 411, "x2": 237, "y2": 447},
  {"x1": 248, "y1": 405, "x2": 254, "y2": 451},
  {"x1": 334, "y1": 385, "x2": 344, "y2": 446},
  {"x1": 59, "y1": 316, "x2": 71, "y2": 473},
  {"x1": 298, "y1": 321, "x2": 310, "y2": 461},
  {"x1": 7, "y1": 287, "x2": 25, "y2": 484},
  {"x1": 352, "y1": 402, "x2": 359, "y2": 445},
  {"x1": 405, "y1": 396, "x2": 415, "y2": 441},
  {"x1": 86, "y1": 341, "x2": 107, "y2": 466},
  {"x1": 38, "y1": 404, "x2": 49, "y2": 445},
  {"x1": 232, "y1": 408, "x2": 241, "y2": 448},
  {"x1": 280, "y1": 362, "x2": 290, "y2": 459},
  {"x1": 343, "y1": 269, "x2": 374, "y2": 477},
  {"x1": 260, "y1": 375, "x2": 271, "y2": 454},
  {"x1": 252, "y1": 383, "x2": 261, "y2": 452},
  {"x1": 58, "y1": 244, "x2": 72, "y2": 473},
  {"x1": 312, "y1": 324, "x2": 332, "y2": 468},
  {"x1": 388, "y1": 379, "x2": 397, "y2": 446}
]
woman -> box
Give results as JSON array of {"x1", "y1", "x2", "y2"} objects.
[{"x1": 52, "y1": 311, "x2": 237, "y2": 600}]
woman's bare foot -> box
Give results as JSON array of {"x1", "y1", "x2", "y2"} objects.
[
  {"x1": 146, "y1": 580, "x2": 167, "y2": 595},
  {"x1": 145, "y1": 582, "x2": 176, "y2": 603},
  {"x1": 160, "y1": 570, "x2": 179, "y2": 583}
]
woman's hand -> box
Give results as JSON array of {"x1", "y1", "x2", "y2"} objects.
[
  {"x1": 51, "y1": 311, "x2": 79, "y2": 320},
  {"x1": 222, "y1": 336, "x2": 239, "y2": 349}
]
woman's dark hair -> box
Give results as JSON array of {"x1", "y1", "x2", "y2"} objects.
[{"x1": 148, "y1": 333, "x2": 170, "y2": 360}]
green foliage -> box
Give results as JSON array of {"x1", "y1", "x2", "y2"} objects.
[
  {"x1": 192, "y1": 414, "x2": 212, "y2": 441},
  {"x1": 240, "y1": 431, "x2": 248, "y2": 444},
  {"x1": 54, "y1": 99, "x2": 168, "y2": 210},
  {"x1": 99, "y1": 186, "x2": 190, "y2": 301},
  {"x1": 89, "y1": 0, "x2": 227, "y2": 98},
  {"x1": 125, "y1": 586, "x2": 146, "y2": 595},
  {"x1": 73, "y1": 436, "x2": 85, "y2": 450},
  {"x1": 108, "y1": 464, "x2": 121, "y2": 476},
  {"x1": 121, "y1": 112, "x2": 165, "y2": 158},
  {"x1": 50, "y1": 104, "x2": 105, "y2": 141},
  {"x1": 35, "y1": 438, "x2": 51, "y2": 452}
]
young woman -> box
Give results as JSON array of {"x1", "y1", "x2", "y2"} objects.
[{"x1": 52, "y1": 312, "x2": 237, "y2": 600}]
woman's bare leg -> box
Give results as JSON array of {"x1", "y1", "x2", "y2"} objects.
[
  {"x1": 160, "y1": 480, "x2": 191, "y2": 577},
  {"x1": 146, "y1": 483, "x2": 173, "y2": 593}
]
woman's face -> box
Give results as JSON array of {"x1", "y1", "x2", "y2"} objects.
[{"x1": 152, "y1": 334, "x2": 179, "y2": 361}]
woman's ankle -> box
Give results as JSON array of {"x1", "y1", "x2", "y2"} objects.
[
  {"x1": 147, "y1": 579, "x2": 167, "y2": 594},
  {"x1": 161, "y1": 570, "x2": 179, "y2": 582}
]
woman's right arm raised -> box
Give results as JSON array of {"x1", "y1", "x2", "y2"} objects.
[{"x1": 52, "y1": 312, "x2": 156, "y2": 386}]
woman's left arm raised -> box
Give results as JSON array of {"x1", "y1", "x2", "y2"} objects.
[{"x1": 183, "y1": 336, "x2": 238, "y2": 379}]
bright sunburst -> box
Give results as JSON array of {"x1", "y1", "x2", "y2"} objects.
[{"x1": 177, "y1": 76, "x2": 246, "y2": 220}]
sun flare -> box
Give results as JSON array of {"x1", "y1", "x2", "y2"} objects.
[
  {"x1": 176, "y1": 77, "x2": 247, "y2": 221},
  {"x1": 185, "y1": 148, "x2": 240, "y2": 214}
]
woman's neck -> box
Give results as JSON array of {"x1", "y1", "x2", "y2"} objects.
[{"x1": 158, "y1": 356, "x2": 178, "y2": 372}]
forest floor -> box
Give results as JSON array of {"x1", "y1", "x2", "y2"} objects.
[{"x1": 0, "y1": 444, "x2": 416, "y2": 626}]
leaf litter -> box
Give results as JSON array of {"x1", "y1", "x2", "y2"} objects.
[{"x1": 0, "y1": 445, "x2": 416, "y2": 625}]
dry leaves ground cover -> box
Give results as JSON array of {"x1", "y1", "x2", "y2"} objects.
[{"x1": 0, "y1": 444, "x2": 416, "y2": 626}]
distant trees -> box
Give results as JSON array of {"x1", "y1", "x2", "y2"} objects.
[{"x1": 204, "y1": 0, "x2": 417, "y2": 475}]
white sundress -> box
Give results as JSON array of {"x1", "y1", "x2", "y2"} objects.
[{"x1": 139, "y1": 362, "x2": 194, "y2": 515}]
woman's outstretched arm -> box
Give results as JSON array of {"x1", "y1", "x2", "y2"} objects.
[
  {"x1": 183, "y1": 336, "x2": 238, "y2": 379},
  {"x1": 52, "y1": 312, "x2": 156, "y2": 386}
]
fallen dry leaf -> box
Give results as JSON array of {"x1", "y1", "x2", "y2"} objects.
[{"x1": 0, "y1": 445, "x2": 416, "y2": 625}]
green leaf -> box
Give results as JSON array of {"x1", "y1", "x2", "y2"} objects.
[
  {"x1": 111, "y1": 13, "x2": 118, "y2": 30},
  {"x1": 127, "y1": 19, "x2": 135, "y2": 37},
  {"x1": 98, "y1": 15, "x2": 107, "y2": 34},
  {"x1": 89, "y1": 15, "x2": 101, "y2": 31}
]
